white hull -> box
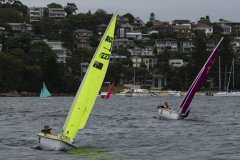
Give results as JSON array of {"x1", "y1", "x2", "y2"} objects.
[
  {"x1": 158, "y1": 109, "x2": 190, "y2": 120},
  {"x1": 38, "y1": 133, "x2": 75, "y2": 151},
  {"x1": 213, "y1": 91, "x2": 240, "y2": 96}
]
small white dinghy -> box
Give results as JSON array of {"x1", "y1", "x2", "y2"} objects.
[
  {"x1": 37, "y1": 12, "x2": 118, "y2": 150},
  {"x1": 158, "y1": 37, "x2": 224, "y2": 120},
  {"x1": 38, "y1": 133, "x2": 75, "y2": 151},
  {"x1": 157, "y1": 107, "x2": 190, "y2": 120}
]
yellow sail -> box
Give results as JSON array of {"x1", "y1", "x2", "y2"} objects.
[{"x1": 62, "y1": 12, "x2": 117, "y2": 141}]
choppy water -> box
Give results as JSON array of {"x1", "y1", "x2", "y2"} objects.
[{"x1": 0, "y1": 95, "x2": 240, "y2": 160}]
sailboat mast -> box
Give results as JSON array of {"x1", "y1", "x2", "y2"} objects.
[
  {"x1": 227, "y1": 59, "x2": 233, "y2": 91},
  {"x1": 233, "y1": 58, "x2": 235, "y2": 89},
  {"x1": 224, "y1": 65, "x2": 227, "y2": 91},
  {"x1": 218, "y1": 57, "x2": 221, "y2": 91}
]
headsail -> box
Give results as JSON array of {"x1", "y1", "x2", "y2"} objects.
[
  {"x1": 105, "y1": 82, "x2": 114, "y2": 100},
  {"x1": 178, "y1": 37, "x2": 224, "y2": 114},
  {"x1": 62, "y1": 12, "x2": 118, "y2": 141},
  {"x1": 40, "y1": 82, "x2": 51, "y2": 98}
]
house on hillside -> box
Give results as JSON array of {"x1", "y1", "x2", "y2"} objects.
[
  {"x1": 179, "y1": 40, "x2": 195, "y2": 53},
  {"x1": 48, "y1": 8, "x2": 65, "y2": 20},
  {"x1": 44, "y1": 40, "x2": 68, "y2": 63},
  {"x1": 28, "y1": 7, "x2": 44, "y2": 22},
  {"x1": 193, "y1": 23, "x2": 213, "y2": 36},
  {"x1": 73, "y1": 29, "x2": 93, "y2": 49},
  {"x1": 155, "y1": 38, "x2": 178, "y2": 54},
  {"x1": 8, "y1": 23, "x2": 32, "y2": 33},
  {"x1": 113, "y1": 38, "x2": 134, "y2": 49}
]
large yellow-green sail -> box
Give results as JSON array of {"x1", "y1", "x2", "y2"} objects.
[{"x1": 62, "y1": 12, "x2": 117, "y2": 141}]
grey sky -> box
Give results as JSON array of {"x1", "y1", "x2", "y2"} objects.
[{"x1": 20, "y1": 0, "x2": 239, "y2": 23}]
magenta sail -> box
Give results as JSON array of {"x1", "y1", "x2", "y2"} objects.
[{"x1": 178, "y1": 37, "x2": 224, "y2": 114}]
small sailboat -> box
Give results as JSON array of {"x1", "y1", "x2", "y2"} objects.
[
  {"x1": 158, "y1": 37, "x2": 224, "y2": 120},
  {"x1": 37, "y1": 12, "x2": 118, "y2": 150},
  {"x1": 105, "y1": 82, "x2": 114, "y2": 99},
  {"x1": 40, "y1": 82, "x2": 51, "y2": 99}
]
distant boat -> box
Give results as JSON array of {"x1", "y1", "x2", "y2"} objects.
[
  {"x1": 105, "y1": 82, "x2": 114, "y2": 99},
  {"x1": 40, "y1": 82, "x2": 51, "y2": 99},
  {"x1": 167, "y1": 90, "x2": 181, "y2": 96},
  {"x1": 158, "y1": 37, "x2": 224, "y2": 120},
  {"x1": 37, "y1": 11, "x2": 118, "y2": 150}
]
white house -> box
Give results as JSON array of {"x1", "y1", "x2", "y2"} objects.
[
  {"x1": 110, "y1": 53, "x2": 127, "y2": 63},
  {"x1": 128, "y1": 46, "x2": 154, "y2": 56},
  {"x1": 232, "y1": 37, "x2": 240, "y2": 54},
  {"x1": 155, "y1": 38, "x2": 178, "y2": 54},
  {"x1": 44, "y1": 40, "x2": 68, "y2": 63},
  {"x1": 131, "y1": 56, "x2": 142, "y2": 68},
  {"x1": 28, "y1": 7, "x2": 44, "y2": 22},
  {"x1": 8, "y1": 23, "x2": 32, "y2": 32},
  {"x1": 179, "y1": 40, "x2": 195, "y2": 53},
  {"x1": 48, "y1": 8, "x2": 65, "y2": 19},
  {"x1": 194, "y1": 23, "x2": 213, "y2": 36},
  {"x1": 113, "y1": 38, "x2": 134, "y2": 49},
  {"x1": 142, "y1": 57, "x2": 157, "y2": 70}
]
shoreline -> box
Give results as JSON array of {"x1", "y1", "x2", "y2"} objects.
[
  {"x1": 0, "y1": 90, "x2": 215, "y2": 97},
  {"x1": 0, "y1": 91, "x2": 76, "y2": 97}
]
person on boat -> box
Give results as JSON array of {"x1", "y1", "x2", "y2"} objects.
[
  {"x1": 163, "y1": 102, "x2": 170, "y2": 109},
  {"x1": 157, "y1": 102, "x2": 170, "y2": 110},
  {"x1": 41, "y1": 125, "x2": 53, "y2": 135}
]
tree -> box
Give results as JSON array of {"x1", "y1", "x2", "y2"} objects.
[
  {"x1": 0, "y1": 53, "x2": 25, "y2": 92},
  {"x1": 123, "y1": 13, "x2": 134, "y2": 23},
  {"x1": 47, "y1": 3, "x2": 62, "y2": 8},
  {"x1": 64, "y1": 3, "x2": 77, "y2": 16}
]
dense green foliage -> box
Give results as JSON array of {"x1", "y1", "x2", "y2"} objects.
[{"x1": 0, "y1": 1, "x2": 239, "y2": 94}]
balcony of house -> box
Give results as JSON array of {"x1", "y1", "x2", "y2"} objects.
[
  {"x1": 169, "y1": 59, "x2": 184, "y2": 67},
  {"x1": 155, "y1": 38, "x2": 178, "y2": 54},
  {"x1": 110, "y1": 53, "x2": 127, "y2": 63},
  {"x1": 179, "y1": 41, "x2": 195, "y2": 53},
  {"x1": 44, "y1": 40, "x2": 68, "y2": 63},
  {"x1": 48, "y1": 8, "x2": 65, "y2": 18},
  {"x1": 113, "y1": 38, "x2": 134, "y2": 49},
  {"x1": 8, "y1": 23, "x2": 32, "y2": 33}
]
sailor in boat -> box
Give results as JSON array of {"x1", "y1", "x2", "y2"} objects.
[
  {"x1": 41, "y1": 125, "x2": 53, "y2": 135},
  {"x1": 158, "y1": 102, "x2": 170, "y2": 109}
]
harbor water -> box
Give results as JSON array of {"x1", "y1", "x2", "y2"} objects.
[{"x1": 0, "y1": 95, "x2": 240, "y2": 160}]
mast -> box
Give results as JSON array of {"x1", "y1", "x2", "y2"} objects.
[
  {"x1": 224, "y1": 65, "x2": 227, "y2": 91},
  {"x1": 233, "y1": 58, "x2": 235, "y2": 89},
  {"x1": 218, "y1": 57, "x2": 221, "y2": 91},
  {"x1": 178, "y1": 37, "x2": 224, "y2": 114},
  {"x1": 227, "y1": 59, "x2": 234, "y2": 91}
]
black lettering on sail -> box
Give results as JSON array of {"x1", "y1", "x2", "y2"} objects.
[
  {"x1": 99, "y1": 52, "x2": 110, "y2": 60},
  {"x1": 105, "y1": 36, "x2": 113, "y2": 43},
  {"x1": 93, "y1": 61, "x2": 103, "y2": 70}
]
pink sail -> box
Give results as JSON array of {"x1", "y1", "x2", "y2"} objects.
[
  {"x1": 105, "y1": 82, "x2": 115, "y2": 100},
  {"x1": 178, "y1": 37, "x2": 224, "y2": 114}
]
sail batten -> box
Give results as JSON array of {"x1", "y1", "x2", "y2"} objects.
[{"x1": 62, "y1": 12, "x2": 117, "y2": 140}]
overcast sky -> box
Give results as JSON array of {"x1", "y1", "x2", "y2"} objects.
[{"x1": 20, "y1": 0, "x2": 239, "y2": 23}]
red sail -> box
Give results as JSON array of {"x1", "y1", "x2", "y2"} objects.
[{"x1": 105, "y1": 82, "x2": 115, "y2": 100}]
